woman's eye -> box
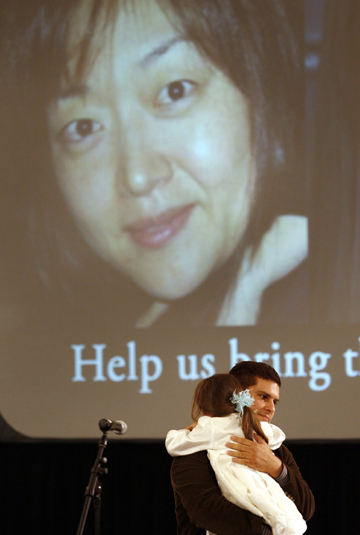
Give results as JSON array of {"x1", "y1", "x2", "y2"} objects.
[
  {"x1": 155, "y1": 79, "x2": 197, "y2": 107},
  {"x1": 61, "y1": 118, "x2": 103, "y2": 143}
]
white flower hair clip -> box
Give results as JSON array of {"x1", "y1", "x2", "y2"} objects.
[{"x1": 231, "y1": 389, "x2": 254, "y2": 417}]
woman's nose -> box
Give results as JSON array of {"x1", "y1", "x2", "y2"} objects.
[{"x1": 117, "y1": 119, "x2": 172, "y2": 197}]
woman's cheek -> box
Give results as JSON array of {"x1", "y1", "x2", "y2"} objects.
[
  {"x1": 52, "y1": 132, "x2": 113, "y2": 198},
  {"x1": 181, "y1": 111, "x2": 243, "y2": 185}
]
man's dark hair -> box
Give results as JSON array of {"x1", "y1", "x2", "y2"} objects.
[{"x1": 230, "y1": 361, "x2": 281, "y2": 388}]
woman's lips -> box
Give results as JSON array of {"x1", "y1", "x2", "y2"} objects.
[{"x1": 126, "y1": 204, "x2": 194, "y2": 249}]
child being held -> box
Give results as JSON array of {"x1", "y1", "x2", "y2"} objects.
[{"x1": 166, "y1": 374, "x2": 306, "y2": 535}]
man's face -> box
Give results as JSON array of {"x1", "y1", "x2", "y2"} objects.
[{"x1": 248, "y1": 378, "x2": 280, "y2": 424}]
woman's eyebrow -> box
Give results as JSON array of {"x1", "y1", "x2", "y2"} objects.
[
  {"x1": 50, "y1": 84, "x2": 89, "y2": 100},
  {"x1": 54, "y1": 37, "x2": 188, "y2": 99},
  {"x1": 141, "y1": 36, "x2": 187, "y2": 67},
  {"x1": 55, "y1": 84, "x2": 89, "y2": 101}
]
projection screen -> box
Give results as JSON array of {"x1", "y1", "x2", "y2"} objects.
[{"x1": 1, "y1": 0, "x2": 359, "y2": 440}]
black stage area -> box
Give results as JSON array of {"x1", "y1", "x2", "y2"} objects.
[{"x1": 0, "y1": 439, "x2": 358, "y2": 534}]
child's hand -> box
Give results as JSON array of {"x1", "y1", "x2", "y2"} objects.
[{"x1": 186, "y1": 422, "x2": 197, "y2": 431}]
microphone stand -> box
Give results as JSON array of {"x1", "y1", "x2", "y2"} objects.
[{"x1": 76, "y1": 432, "x2": 108, "y2": 535}]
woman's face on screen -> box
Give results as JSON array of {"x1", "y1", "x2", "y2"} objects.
[{"x1": 46, "y1": 0, "x2": 256, "y2": 300}]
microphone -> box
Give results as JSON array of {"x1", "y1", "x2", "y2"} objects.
[{"x1": 99, "y1": 419, "x2": 128, "y2": 435}]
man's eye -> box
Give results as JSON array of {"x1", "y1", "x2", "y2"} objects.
[
  {"x1": 155, "y1": 79, "x2": 197, "y2": 106},
  {"x1": 61, "y1": 118, "x2": 103, "y2": 142}
]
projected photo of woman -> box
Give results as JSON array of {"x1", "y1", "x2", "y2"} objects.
[{"x1": 2, "y1": 0, "x2": 307, "y2": 328}]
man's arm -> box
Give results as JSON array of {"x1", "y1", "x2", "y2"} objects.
[
  {"x1": 275, "y1": 444, "x2": 315, "y2": 521},
  {"x1": 170, "y1": 450, "x2": 265, "y2": 535},
  {"x1": 226, "y1": 437, "x2": 315, "y2": 522},
  {"x1": 226, "y1": 434, "x2": 283, "y2": 478}
]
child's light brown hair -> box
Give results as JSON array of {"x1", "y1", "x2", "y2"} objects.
[{"x1": 191, "y1": 373, "x2": 268, "y2": 443}]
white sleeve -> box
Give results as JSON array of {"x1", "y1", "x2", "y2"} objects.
[{"x1": 165, "y1": 417, "x2": 213, "y2": 456}]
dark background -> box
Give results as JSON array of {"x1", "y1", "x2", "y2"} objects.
[{"x1": 0, "y1": 435, "x2": 358, "y2": 534}]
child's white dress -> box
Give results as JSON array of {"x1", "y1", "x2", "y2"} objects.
[{"x1": 166, "y1": 413, "x2": 307, "y2": 535}]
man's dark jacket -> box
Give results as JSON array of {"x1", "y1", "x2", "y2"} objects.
[{"x1": 170, "y1": 444, "x2": 315, "y2": 535}]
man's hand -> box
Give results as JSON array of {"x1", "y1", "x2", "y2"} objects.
[{"x1": 226, "y1": 434, "x2": 283, "y2": 478}]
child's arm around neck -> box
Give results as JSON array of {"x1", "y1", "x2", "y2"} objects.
[{"x1": 165, "y1": 415, "x2": 216, "y2": 456}]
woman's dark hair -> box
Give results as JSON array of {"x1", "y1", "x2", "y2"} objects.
[
  {"x1": 310, "y1": 0, "x2": 360, "y2": 323},
  {"x1": 191, "y1": 373, "x2": 268, "y2": 443},
  {"x1": 2, "y1": 0, "x2": 304, "y2": 321}
]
